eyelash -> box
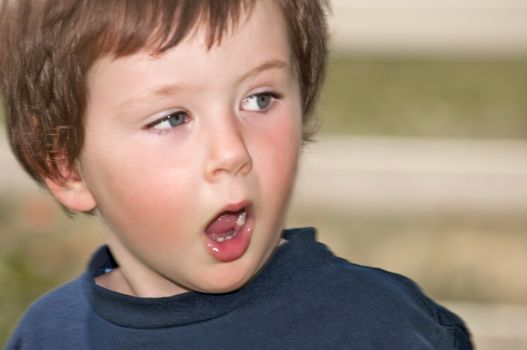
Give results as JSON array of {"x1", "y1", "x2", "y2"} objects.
[
  {"x1": 241, "y1": 91, "x2": 283, "y2": 113},
  {"x1": 145, "y1": 111, "x2": 189, "y2": 132},
  {"x1": 145, "y1": 91, "x2": 283, "y2": 132}
]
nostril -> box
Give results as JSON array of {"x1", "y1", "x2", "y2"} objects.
[{"x1": 238, "y1": 157, "x2": 252, "y2": 175}]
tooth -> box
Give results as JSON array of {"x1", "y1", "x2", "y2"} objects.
[
  {"x1": 236, "y1": 211, "x2": 247, "y2": 226},
  {"x1": 216, "y1": 237, "x2": 225, "y2": 242}
]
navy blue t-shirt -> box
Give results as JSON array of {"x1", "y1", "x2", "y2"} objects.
[{"x1": 6, "y1": 227, "x2": 472, "y2": 349}]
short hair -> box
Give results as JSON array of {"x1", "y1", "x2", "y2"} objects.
[{"x1": 0, "y1": 0, "x2": 330, "y2": 185}]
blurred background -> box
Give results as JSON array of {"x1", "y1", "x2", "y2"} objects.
[{"x1": 1, "y1": 0, "x2": 527, "y2": 348}]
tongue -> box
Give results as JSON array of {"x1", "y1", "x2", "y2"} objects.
[{"x1": 205, "y1": 212, "x2": 238, "y2": 237}]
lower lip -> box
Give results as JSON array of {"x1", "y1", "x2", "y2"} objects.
[{"x1": 204, "y1": 213, "x2": 254, "y2": 262}]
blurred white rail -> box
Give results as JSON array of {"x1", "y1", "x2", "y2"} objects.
[
  {"x1": 293, "y1": 135, "x2": 527, "y2": 214},
  {"x1": 330, "y1": 0, "x2": 527, "y2": 56},
  {"x1": 0, "y1": 132, "x2": 42, "y2": 194}
]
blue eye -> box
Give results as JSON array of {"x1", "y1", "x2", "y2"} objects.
[
  {"x1": 147, "y1": 111, "x2": 188, "y2": 130},
  {"x1": 241, "y1": 92, "x2": 281, "y2": 112}
]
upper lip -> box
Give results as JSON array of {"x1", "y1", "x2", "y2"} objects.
[
  {"x1": 205, "y1": 200, "x2": 252, "y2": 229},
  {"x1": 221, "y1": 200, "x2": 251, "y2": 214}
]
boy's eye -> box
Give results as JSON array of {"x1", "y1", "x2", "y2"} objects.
[
  {"x1": 241, "y1": 92, "x2": 280, "y2": 112},
  {"x1": 147, "y1": 111, "x2": 188, "y2": 130}
]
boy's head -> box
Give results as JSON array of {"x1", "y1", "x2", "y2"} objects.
[
  {"x1": 0, "y1": 0, "x2": 329, "y2": 185},
  {"x1": 0, "y1": 0, "x2": 330, "y2": 295}
]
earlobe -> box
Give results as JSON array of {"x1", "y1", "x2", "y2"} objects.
[{"x1": 44, "y1": 170, "x2": 97, "y2": 212}]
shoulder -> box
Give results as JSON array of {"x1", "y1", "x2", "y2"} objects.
[
  {"x1": 6, "y1": 276, "x2": 89, "y2": 350},
  {"x1": 280, "y1": 229, "x2": 472, "y2": 348},
  {"x1": 314, "y1": 256, "x2": 472, "y2": 348},
  {"x1": 318, "y1": 256, "x2": 432, "y2": 304}
]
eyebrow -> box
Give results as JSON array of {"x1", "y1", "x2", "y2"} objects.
[
  {"x1": 119, "y1": 59, "x2": 290, "y2": 112},
  {"x1": 236, "y1": 59, "x2": 289, "y2": 84}
]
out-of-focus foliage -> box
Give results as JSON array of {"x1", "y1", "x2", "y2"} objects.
[
  {"x1": 0, "y1": 195, "x2": 101, "y2": 346},
  {"x1": 319, "y1": 56, "x2": 527, "y2": 138}
]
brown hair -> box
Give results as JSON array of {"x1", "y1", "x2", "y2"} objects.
[{"x1": 0, "y1": 0, "x2": 330, "y2": 185}]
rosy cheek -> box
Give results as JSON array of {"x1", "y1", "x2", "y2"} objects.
[{"x1": 257, "y1": 119, "x2": 300, "y2": 185}]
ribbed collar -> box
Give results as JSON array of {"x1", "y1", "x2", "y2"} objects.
[{"x1": 83, "y1": 227, "x2": 330, "y2": 329}]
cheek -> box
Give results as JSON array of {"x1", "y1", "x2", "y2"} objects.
[
  {"x1": 82, "y1": 146, "x2": 198, "y2": 241},
  {"x1": 252, "y1": 110, "x2": 302, "y2": 197}
]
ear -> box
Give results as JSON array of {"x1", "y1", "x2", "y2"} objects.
[{"x1": 44, "y1": 167, "x2": 97, "y2": 213}]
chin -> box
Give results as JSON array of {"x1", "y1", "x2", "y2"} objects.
[
  {"x1": 197, "y1": 260, "x2": 260, "y2": 294},
  {"x1": 194, "y1": 277, "x2": 249, "y2": 294}
]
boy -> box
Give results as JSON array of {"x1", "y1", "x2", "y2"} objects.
[{"x1": 1, "y1": 0, "x2": 472, "y2": 349}]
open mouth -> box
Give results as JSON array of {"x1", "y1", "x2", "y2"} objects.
[
  {"x1": 205, "y1": 209, "x2": 247, "y2": 243},
  {"x1": 203, "y1": 202, "x2": 254, "y2": 262}
]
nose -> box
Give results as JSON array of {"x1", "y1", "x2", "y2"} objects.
[{"x1": 204, "y1": 116, "x2": 252, "y2": 182}]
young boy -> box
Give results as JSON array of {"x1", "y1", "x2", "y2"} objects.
[{"x1": 1, "y1": 0, "x2": 472, "y2": 348}]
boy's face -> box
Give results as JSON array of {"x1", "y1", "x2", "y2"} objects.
[{"x1": 74, "y1": 1, "x2": 302, "y2": 295}]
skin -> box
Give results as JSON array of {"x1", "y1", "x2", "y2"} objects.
[{"x1": 47, "y1": 1, "x2": 303, "y2": 297}]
